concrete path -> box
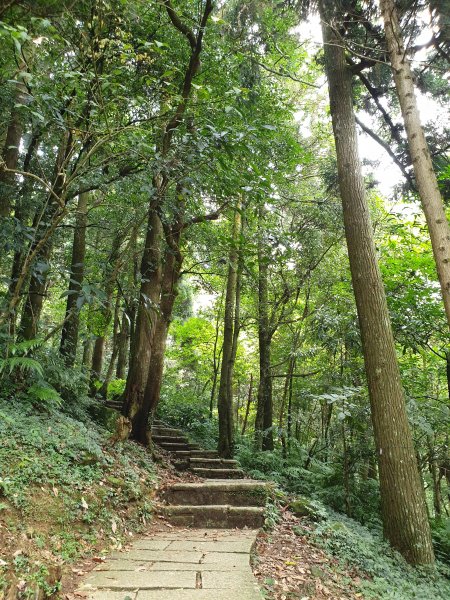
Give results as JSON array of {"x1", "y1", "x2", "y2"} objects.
[{"x1": 78, "y1": 528, "x2": 263, "y2": 600}]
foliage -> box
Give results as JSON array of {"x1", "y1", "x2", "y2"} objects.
[
  {"x1": 304, "y1": 510, "x2": 450, "y2": 599},
  {"x1": 0, "y1": 398, "x2": 156, "y2": 595}
]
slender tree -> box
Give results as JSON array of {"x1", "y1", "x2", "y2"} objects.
[
  {"x1": 59, "y1": 192, "x2": 89, "y2": 365},
  {"x1": 218, "y1": 206, "x2": 241, "y2": 457},
  {"x1": 380, "y1": 0, "x2": 450, "y2": 331},
  {"x1": 318, "y1": 0, "x2": 434, "y2": 565},
  {"x1": 254, "y1": 203, "x2": 274, "y2": 451}
]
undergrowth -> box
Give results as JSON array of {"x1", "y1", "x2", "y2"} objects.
[
  {"x1": 299, "y1": 508, "x2": 450, "y2": 599},
  {"x1": 0, "y1": 392, "x2": 157, "y2": 597}
]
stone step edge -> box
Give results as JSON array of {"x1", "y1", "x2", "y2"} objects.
[
  {"x1": 166, "y1": 480, "x2": 270, "y2": 490},
  {"x1": 191, "y1": 468, "x2": 245, "y2": 475},
  {"x1": 163, "y1": 504, "x2": 265, "y2": 514}
]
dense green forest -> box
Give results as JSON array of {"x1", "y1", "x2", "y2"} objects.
[{"x1": 0, "y1": 0, "x2": 449, "y2": 598}]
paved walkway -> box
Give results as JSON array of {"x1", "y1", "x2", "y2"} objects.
[{"x1": 79, "y1": 528, "x2": 263, "y2": 599}]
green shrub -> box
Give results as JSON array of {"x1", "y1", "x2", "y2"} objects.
[
  {"x1": 432, "y1": 517, "x2": 450, "y2": 564},
  {"x1": 157, "y1": 386, "x2": 218, "y2": 449},
  {"x1": 107, "y1": 378, "x2": 126, "y2": 400}
]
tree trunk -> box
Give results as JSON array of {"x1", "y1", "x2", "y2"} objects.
[
  {"x1": 91, "y1": 336, "x2": 105, "y2": 381},
  {"x1": 319, "y1": 0, "x2": 434, "y2": 565},
  {"x1": 122, "y1": 208, "x2": 163, "y2": 440},
  {"x1": 18, "y1": 135, "x2": 69, "y2": 340},
  {"x1": 99, "y1": 295, "x2": 121, "y2": 397},
  {"x1": 141, "y1": 243, "x2": 183, "y2": 444},
  {"x1": 116, "y1": 310, "x2": 130, "y2": 379},
  {"x1": 0, "y1": 74, "x2": 27, "y2": 218},
  {"x1": 82, "y1": 338, "x2": 93, "y2": 368},
  {"x1": 381, "y1": 0, "x2": 450, "y2": 330},
  {"x1": 241, "y1": 373, "x2": 253, "y2": 436},
  {"x1": 209, "y1": 289, "x2": 224, "y2": 418},
  {"x1": 89, "y1": 233, "x2": 123, "y2": 391},
  {"x1": 254, "y1": 205, "x2": 273, "y2": 451},
  {"x1": 217, "y1": 208, "x2": 241, "y2": 458},
  {"x1": 59, "y1": 192, "x2": 89, "y2": 365}
]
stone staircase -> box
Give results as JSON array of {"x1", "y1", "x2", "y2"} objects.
[
  {"x1": 152, "y1": 419, "x2": 270, "y2": 529},
  {"x1": 152, "y1": 420, "x2": 245, "y2": 479}
]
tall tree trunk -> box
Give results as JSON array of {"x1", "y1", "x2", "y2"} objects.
[
  {"x1": 116, "y1": 310, "x2": 130, "y2": 379},
  {"x1": 82, "y1": 338, "x2": 93, "y2": 368},
  {"x1": 98, "y1": 294, "x2": 121, "y2": 397},
  {"x1": 241, "y1": 373, "x2": 253, "y2": 436},
  {"x1": 7, "y1": 131, "x2": 40, "y2": 336},
  {"x1": 122, "y1": 208, "x2": 163, "y2": 440},
  {"x1": 91, "y1": 336, "x2": 105, "y2": 381},
  {"x1": 59, "y1": 192, "x2": 89, "y2": 365},
  {"x1": 18, "y1": 135, "x2": 70, "y2": 340},
  {"x1": 90, "y1": 234, "x2": 122, "y2": 388},
  {"x1": 381, "y1": 0, "x2": 450, "y2": 330},
  {"x1": 209, "y1": 289, "x2": 224, "y2": 418},
  {"x1": 0, "y1": 73, "x2": 27, "y2": 218},
  {"x1": 254, "y1": 205, "x2": 273, "y2": 451},
  {"x1": 217, "y1": 208, "x2": 241, "y2": 458},
  {"x1": 141, "y1": 241, "x2": 184, "y2": 444},
  {"x1": 319, "y1": 0, "x2": 434, "y2": 565}
]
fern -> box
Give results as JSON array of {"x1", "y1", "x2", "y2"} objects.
[
  {"x1": 0, "y1": 356, "x2": 44, "y2": 377},
  {"x1": 28, "y1": 383, "x2": 62, "y2": 407},
  {"x1": 9, "y1": 338, "x2": 44, "y2": 356}
]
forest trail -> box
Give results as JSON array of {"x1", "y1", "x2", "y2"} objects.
[
  {"x1": 77, "y1": 528, "x2": 262, "y2": 600},
  {"x1": 76, "y1": 419, "x2": 267, "y2": 598}
]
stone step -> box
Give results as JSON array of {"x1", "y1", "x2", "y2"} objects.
[
  {"x1": 162, "y1": 481, "x2": 270, "y2": 507},
  {"x1": 162, "y1": 505, "x2": 265, "y2": 528},
  {"x1": 192, "y1": 468, "x2": 245, "y2": 479},
  {"x1": 171, "y1": 450, "x2": 192, "y2": 458},
  {"x1": 157, "y1": 442, "x2": 191, "y2": 452},
  {"x1": 152, "y1": 435, "x2": 189, "y2": 445},
  {"x1": 190, "y1": 449, "x2": 219, "y2": 458},
  {"x1": 104, "y1": 401, "x2": 122, "y2": 410},
  {"x1": 189, "y1": 457, "x2": 239, "y2": 469},
  {"x1": 151, "y1": 427, "x2": 185, "y2": 437}
]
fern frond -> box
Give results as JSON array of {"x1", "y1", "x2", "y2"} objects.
[
  {"x1": 10, "y1": 338, "x2": 44, "y2": 356},
  {"x1": 28, "y1": 383, "x2": 62, "y2": 407},
  {"x1": 0, "y1": 357, "x2": 44, "y2": 377}
]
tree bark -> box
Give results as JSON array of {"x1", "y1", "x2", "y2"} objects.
[
  {"x1": 122, "y1": 208, "x2": 163, "y2": 439},
  {"x1": 82, "y1": 337, "x2": 93, "y2": 368},
  {"x1": 381, "y1": 0, "x2": 450, "y2": 331},
  {"x1": 141, "y1": 241, "x2": 184, "y2": 444},
  {"x1": 91, "y1": 336, "x2": 105, "y2": 381},
  {"x1": 254, "y1": 205, "x2": 273, "y2": 451},
  {"x1": 209, "y1": 289, "x2": 224, "y2": 418},
  {"x1": 217, "y1": 207, "x2": 241, "y2": 458},
  {"x1": 98, "y1": 294, "x2": 121, "y2": 397},
  {"x1": 241, "y1": 373, "x2": 253, "y2": 436},
  {"x1": 59, "y1": 192, "x2": 89, "y2": 365},
  {"x1": 18, "y1": 135, "x2": 69, "y2": 340},
  {"x1": 0, "y1": 74, "x2": 27, "y2": 218},
  {"x1": 90, "y1": 233, "x2": 123, "y2": 388},
  {"x1": 319, "y1": 0, "x2": 434, "y2": 565},
  {"x1": 116, "y1": 310, "x2": 130, "y2": 379}
]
